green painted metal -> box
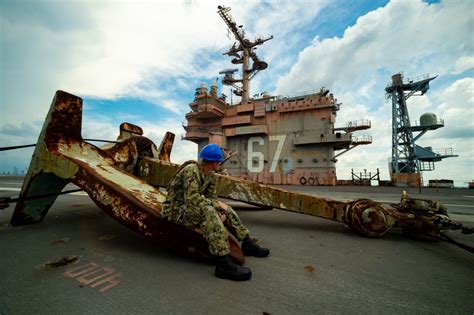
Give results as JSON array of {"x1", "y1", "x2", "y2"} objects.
[
  {"x1": 10, "y1": 89, "x2": 471, "y2": 254},
  {"x1": 136, "y1": 157, "x2": 399, "y2": 237},
  {"x1": 10, "y1": 90, "x2": 246, "y2": 264}
]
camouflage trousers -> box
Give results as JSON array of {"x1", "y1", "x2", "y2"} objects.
[{"x1": 174, "y1": 205, "x2": 250, "y2": 256}]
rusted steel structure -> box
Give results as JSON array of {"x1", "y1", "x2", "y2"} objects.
[
  {"x1": 9, "y1": 91, "x2": 472, "y2": 259},
  {"x1": 182, "y1": 5, "x2": 372, "y2": 186},
  {"x1": 10, "y1": 90, "x2": 245, "y2": 264}
]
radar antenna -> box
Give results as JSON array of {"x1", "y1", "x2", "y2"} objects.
[{"x1": 217, "y1": 5, "x2": 273, "y2": 104}]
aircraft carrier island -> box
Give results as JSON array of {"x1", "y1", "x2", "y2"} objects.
[{"x1": 183, "y1": 5, "x2": 371, "y2": 186}]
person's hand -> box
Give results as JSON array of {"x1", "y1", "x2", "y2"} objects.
[
  {"x1": 219, "y1": 212, "x2": 227, "y2": 222},
  {"x1": 217, "y1": 201, "x2": 228, "y2": 222},
  {"x1": 217, "y1": 201, "x2": 229, "y2": 212}
]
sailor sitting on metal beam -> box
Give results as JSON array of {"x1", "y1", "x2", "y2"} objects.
[{"x1": 161, "y1": 143, "x2": 269, "y2": 281}]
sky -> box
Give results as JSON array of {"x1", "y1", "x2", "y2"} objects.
[{"x1": 0, "y1": 0, "x2": 473, "y2": 186}]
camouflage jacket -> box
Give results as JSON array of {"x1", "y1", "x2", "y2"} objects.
[{"x1": 161, "y1": 161, "x2": 220, "y2": 220}]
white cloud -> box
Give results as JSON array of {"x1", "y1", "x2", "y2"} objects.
[
  {"x1": 0, "y1": 1, "x2": 223, "y2": 123},
  {"x1": 423, "y1": 77, "x2": 474, "y2": 140},
  {"x1": 335, "y1": 100, "x2": 393, "y2": 180},
  {"x1": 1, "y1": 0, "x2": 472, "y2": 185},
  {"x1": 0, "y1": 10, "x2": 92, "y2": 122},
  {"x1": 418, "y1": 78, "x2": 474, "y2": 185},
  {"x1": 274, "y1": 0, "x2": 473, "y2": 185},
  {"x1": 406, "y1": 95, "x2": 434, "y2": 124},
  {"x1": 454, "y1": 56, "x2": 474, "y2": 74},
  {"x1": 82, "y1": 116, "x2": 118, "y2": 142},
  {"x1": 136, "y1": 119, "x2": 197, "y2": 164},
  {"x1": 0, "y1": 0, "x2": 327, "y2": 122},
  {"x1": 275, "y1": 0, "x2": 473, "y2": 94}
]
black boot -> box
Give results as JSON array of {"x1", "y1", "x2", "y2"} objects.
[
  {"x1": 241, "y1": 235, "x2": 270, "y2": 257},
  {"x1": 215, "y1": 255, "x2": 252, "y2": 281}
]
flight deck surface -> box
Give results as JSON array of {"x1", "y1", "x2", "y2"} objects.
[{"x1": 1, "y1": 176, "x2": 473, "y2": 314}]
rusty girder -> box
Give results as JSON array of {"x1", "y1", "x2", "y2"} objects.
[
  {"x1": 10, "y1": 90, "x2": 472, "y2": 257},
  {"x1": 11, "y1": 90, "x2": 244, "y2": 264},
  {"x1": 136, "y1": 158, "x2": 419, "y2": 238},
  {"x1": 135, "y1": 158, "x2": 472, "y2": 250}
]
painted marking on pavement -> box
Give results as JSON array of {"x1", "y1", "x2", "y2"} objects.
[{"x1": 64, "y1": 262, "x2": 122, "y2": 293}]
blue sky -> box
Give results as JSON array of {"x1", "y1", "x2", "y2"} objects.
[{"x1": 0, "y1": 0, "x2": 472, "y2": 186}]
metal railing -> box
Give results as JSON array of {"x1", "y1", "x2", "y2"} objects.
[
  {"x1": 433, "y1": 148, "x2": 454, "y2": 156},
  {"x1": 404, "y1": 73, "x2": 430, "y2": 84},
  {"x1": 351, "y1": 135, "x2": 372, "y2": 143},
  {"x1": 385, "y1": 73, "x2": 431, "y2": 89},
  {"x1": 276, "y1": 87, "x2": 331, "y2": 100},
  {"x1": 347, "y1": 119, "x2": 371, "y2": 128}
]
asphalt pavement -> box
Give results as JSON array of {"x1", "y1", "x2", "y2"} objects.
[{"x1": 1, "y1": 176, "x2": 473, "y2": 314}]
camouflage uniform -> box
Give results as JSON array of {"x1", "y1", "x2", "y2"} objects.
[{"x1": 161, "y1": 161, "x2": 250, "y2": 256}]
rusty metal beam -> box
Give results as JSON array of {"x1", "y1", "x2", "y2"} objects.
[
  {"x1": 10, "y1": 90, "x2": 471, "y2": 256},
  {"x1": 157, "y1": 132, "x2": 175, "y2": 162},
  {"x1": 136, "y1": 157, "x2": 471, "y2": 243},
  {"x1": 136, "y1": 158, "x2": 403, "y2": 237},
  {"x1": 11, "y1": 90, "x2": 244, "y2": 264}
]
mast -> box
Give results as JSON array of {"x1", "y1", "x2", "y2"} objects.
[{"x1": 217, "y1": 5, "x2": 273, "y2": 104}]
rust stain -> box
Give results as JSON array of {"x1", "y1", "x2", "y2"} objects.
[
  {"x1": 98, "y1": 235, "x2": 115, "y2": 241},
  {"x1": 120, "y1": 122, "x2": 143, "y2": 136},
  {"x1": 45, "y1": 255, "x2": 80, "y2": 268},
  {"x1": 51, "y1": 240, "x2": 66, "y2": 245},
  {"x1": 343, "y1": 199, "x2": 393, "y2": 237},
  {"x1": 157, "y1": 132, "x2": 175, "y2": 162},
  {"x1": 304, "y1": 265, "x2": 315, "y2": 273},
  {"x1": 11, "y1": 89, "x2": 473, "y2": 266},
  {"x1": 11, "y1": 90, "x2": 245, "y2": 264},
  {"x1": 50, "y1": 237, "x2": 70, "y2": 245},
  {"x1": 136, "y1": 158, "x2": 410, "y2": 238},
  {"x1": 102, "y1": 138, "x2": 138, "y2": 172}
]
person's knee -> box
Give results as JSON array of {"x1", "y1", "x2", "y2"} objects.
[
  {"x1": 225, "y1": 206, "x2": 239, "y2": 218},
  {"x1": 202, "y1": 207, "x2": 226, "y2": 232}
]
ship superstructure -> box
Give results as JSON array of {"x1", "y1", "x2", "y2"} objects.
[{"x1": 183, "y1": 5, "x2": 371, "y2": 185}]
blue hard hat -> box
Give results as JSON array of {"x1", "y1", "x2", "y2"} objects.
[{"x1": 199, "y1": 143, "x2": 224, "y2": 162}]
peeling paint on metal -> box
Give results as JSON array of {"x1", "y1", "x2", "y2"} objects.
[{"x1": 12, "y1": 89, "x2": 472, "y2": 258}]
